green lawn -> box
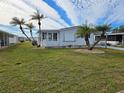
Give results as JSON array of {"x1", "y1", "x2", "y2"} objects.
[{"x1": 0, "y1": 43, "x2": 124, "y2": 93}]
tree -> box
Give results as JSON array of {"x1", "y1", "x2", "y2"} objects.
[
  {"x1": 25, "y1": 22, "x2": 38, "y2": 46},
  {"x1": 10, "y1": 17, "x2": 31, "y2": 41},
  {"x1": 25, "y1": 22, "x2": 35, "y2": 41},
  {"x1": 89, "y1": 24, "x2": 111, "y2": 50},
  {"x1": 118, "y1": 25, "x2": 124, "y2": 32},
  {"x1": 31, "y1": 10, "x2": 46, "y2": 47},
  {"x1": 77, "y1": 24, "x2": 95, "y2": 48}
]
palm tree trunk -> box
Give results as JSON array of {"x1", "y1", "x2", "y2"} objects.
[
  {"x1": 38, "y1": 20, "x2": 42, "y2": 46},
  {"x1": 85, "y1": 36, "x2": 90, "y2": 48},
  {"x1": 30, "y1": 29, "x2": 38, "y2": 46},
  {"x1": 89, "y1": 31, "x2": 105, "y2": 50},
  {"x1": 89, "y1": 38, "x2": 102, "y2": 50},
  {"x1": 20, "y1": 25, "x2": 31, "y2": 41},
  {"x1": 30, "y1": 29, "x2": 35, "y2": 41}
]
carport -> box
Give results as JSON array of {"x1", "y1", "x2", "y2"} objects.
[{"x1": 0, "y1": 30, "x2": 9, "y2": 47}]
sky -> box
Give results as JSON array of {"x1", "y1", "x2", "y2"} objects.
[{"x1": 0, "y1": 0, "x2": 124, "y2": 36}]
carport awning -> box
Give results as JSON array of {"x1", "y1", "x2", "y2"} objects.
[
  {"x1": 95, "y1": 32, "x2": 124, "y2": 36},
  {"x1": 0, "y1": 30, "x2": 16, "y2": 36}
]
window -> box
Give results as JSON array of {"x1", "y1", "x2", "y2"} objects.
[
  {"x1": 53, "y1": 33, "x2": 57, "y2": 41},
  {"x1": 48, "y1": 33, "x2": 52, "y2": 41},
  {"x1": 42, "y1": 32, "x2": 47, "y2": 40}
]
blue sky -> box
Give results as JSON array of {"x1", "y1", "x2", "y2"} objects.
[
  {"x1": 43, "y1": 0, "x2": 73, "y2": 26},
  {"x1": 0, "y1": 0, "x2": 124, "y2": 36}
]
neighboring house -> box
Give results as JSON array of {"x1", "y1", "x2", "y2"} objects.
[
  {"x1": 95, "y1": 31, "x2": 124, "y2": 45},
  {"x1": 39, "y1": 26, "x2": 95, "y2": 48},
  {"x1": 18, "y1": 37, "x2": 27, "y2": 42},
  {"x1": 9, "y1": 34, "x2": 18, "y2": 45},
  {"x1": 0, "y1": 30, "x2": 18, "y2": 47}
]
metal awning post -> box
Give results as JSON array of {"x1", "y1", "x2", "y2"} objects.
[
  {"x1": 105, "y1": 33, "x2": 107, "y2": 48},
  {"x1": 122, "y1": 35, "x2": 124, "y2": 45},
  {"x1": 3, "y1": 32, "x2": 5, "y2": 46}
]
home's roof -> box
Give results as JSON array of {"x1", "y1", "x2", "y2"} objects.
[
  {"x1": 41, "y1": 26, "x2": 78, "y2": 32},
  {"x1": 41, "y1": 29, "x2": 58, "y2": 32},
  {"x1": 60, "y1": 26, "x2": 78, "y2": 30}
]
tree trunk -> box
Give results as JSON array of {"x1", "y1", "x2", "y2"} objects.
[
  {"x1": 89, "y1": 38, "x2": 102, "y2": 50},
  {"x1": 89, "y1": 31, "x2": 105, "y2": 50},
  {"x1": 85, "y1": 35, "x2": 90, "y2": 48},
  {"x1": 38, "y1": 20, "x2": 42, "y2": 46},
  {"x1": 30, "y1": 29, "x2": 35, "y2": 41},
  {"x1": 20, "y1": 25, "x2": 31, "y2": 41}
]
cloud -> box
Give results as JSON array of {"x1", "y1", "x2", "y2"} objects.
[
  {"x1": 24, "y1": 0, "x2": 69, "y2": 27},
  {"x1": 104, "y1": 0, "x2": 124, "y2": 24},
  {"x1": 53, "y1": 0, "x2": 79, "y2": 25},
  {"x1": 0, "y1": 0, "x2": 124, "y2": 37},
  {"x1": 71, "y1": 0, "x2": 124, "y2": 26},
  {"x1": 51, "y1": 0, "x2": 124, "y2": 26},
  {"x1": 0, "y1": 0, "x2": 69, "y2": 33}
]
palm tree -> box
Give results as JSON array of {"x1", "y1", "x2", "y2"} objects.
[
  {"x1": 113, "y1": 27, "x2": 118, "y2": 32},
  {"x1": 118, "y1": 25, "x2": 124, "y2": 32},
  {"x1": 25, "y1": 22, "x2": 35, "y2": 41},
  {"x1": 25, "y1": 23, "x2": 38, "y2": 46},
  {"x1": 30, "y1": 10, "x2": 46, "y2": 47},
  {"x1": 10, "y1": 17, "x2": 31, "y2": 41},
  {"x1": 89, "y1": 24, "x2": 111, "y2": 50},
  {"x1": 77, "y1": 24, "x2": 95, "y2": 48}
]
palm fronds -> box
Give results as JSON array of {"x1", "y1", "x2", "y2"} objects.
[
  {"x1": 77, "y1": 25, "x2": 95, "y2": 38},
  {"x1": 30, "y1": 10, "x2": 46, "y2": 20},
  {"x1": 10, "y1": 17, "x2": 25, "y2": 26},
  {"x1": 25, "y1": 22, "x2": 35, "y2": 30}
]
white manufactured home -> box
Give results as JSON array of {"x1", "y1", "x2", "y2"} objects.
[
  {"x1": 0, "y1": 30, "x2": 18, "y2": 47},
  {"x1": 39, "y1": 26, "x2": 95, "y2": 48}
]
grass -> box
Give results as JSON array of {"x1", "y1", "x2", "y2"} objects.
[
  {"x1": 0, "y1": 42, "x2": 124, "y2": 93},
  {"x1": 114, "y1": 45, "x2": 124, "y2": 48}
]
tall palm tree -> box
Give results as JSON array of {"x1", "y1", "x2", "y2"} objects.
[
  {"x1": 77, "y1": 24, "x2": 95, "y2": 48},
  {"x1": 25, "y1": 22, "x2": 35, "y2": 41},
  {"x1": 30, "y1": 10, "x2": 46, "y2": 46},
  {"x1": 89, "y1": 24, "x2": 111, "y2": 50},
  {"x1": 10, "y1": 17, "x2": 31, "y2": 41}
]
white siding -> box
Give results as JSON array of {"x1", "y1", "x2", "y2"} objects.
[
  {"x1": 59, "y1": 27, "x2": 86, "y2": 46},
  {"x1": 64, "y1": 31, "x2": 75, "y2": 42},
  {"x1": 9, "y1": 36, "x2": 18, "y2": 44},
  {"x1": 89, "y1": 33, "x2": 95, "y2": 45},
  {"x1": 40, "y1": 27, "x2": 95, "y2": 47}
]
